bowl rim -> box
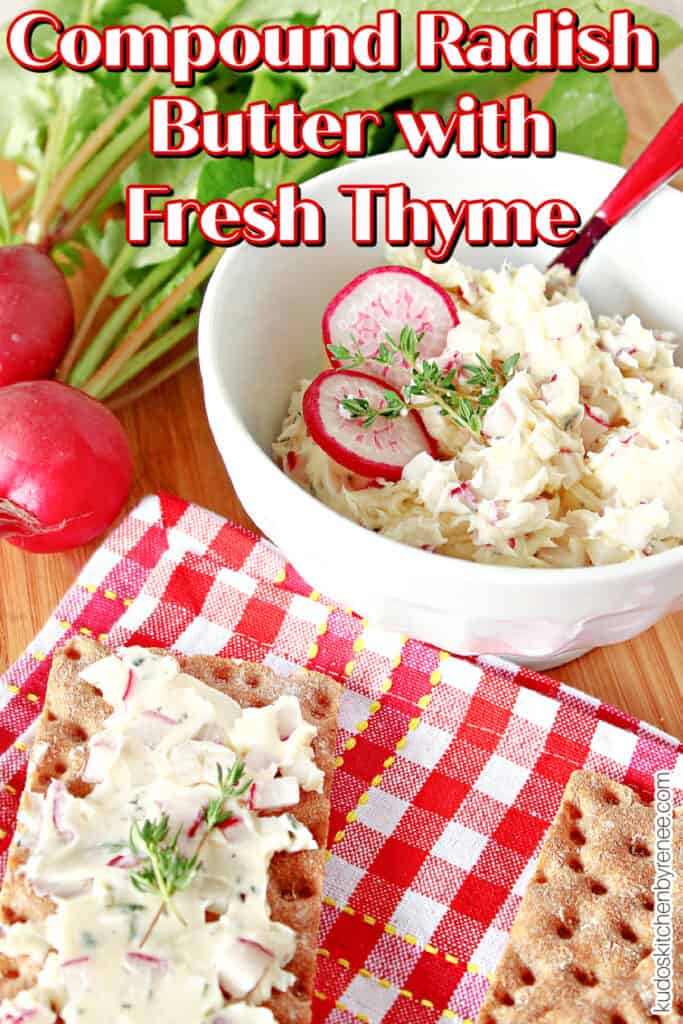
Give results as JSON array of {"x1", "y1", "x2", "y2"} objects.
[{"x1": 199, "y1": 147, "x2": 683, "y2": 589}]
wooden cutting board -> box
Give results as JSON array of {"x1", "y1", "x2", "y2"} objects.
[{"x1": 0, "y1": 70, "x2": 682, "y2": 741}]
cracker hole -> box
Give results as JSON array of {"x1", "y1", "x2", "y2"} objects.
[
  {"x1": 534, "y1": 873, "x2": 547, "y2": 885},
  {"x1": 629, "y1": 839, "x2": 651, "y2": 858},
  {"x1": 674, "y1": 1002, "x2": 683, "y2": 1016},
  {"x1": 67, "y1": 780, "x2": 92, "y2": 799},
  {"x1": 603, "y1": 789, "x2": 620, "y2": 806},
  {"x1": 494, "y1": 988, "x2": 514, "y2": 1007},
  {"x1": 569, "y1": 826, "x2": 586, "y2": 846},
  {"x1": 610, "y1": 1015, "x2": 627, "y2": 1024},
  {"x1": 556, "y1": 923, "x2": 573, "y2": 939},
  {"x1": 311, "y1": 689, "x2": 332, "y2": 719},
  {"x1": 640, "y1": 894, "x2": 655, "y2": 912},
  {"x1": 589, "y1": 879, "x2": 608, "y2": 895},
  {"x1": 566, "y1": 802, "x2": 582, "y2": 820},
  {"x1": 2, "y1": 907, "x2": 27, "y2": 926},
  {"x1": 640, "y1": 948, "x2": 652, "y2": 961},
  {"x1": 53, "y1": 762, "x2": 67, "y2": 777},
  {"x1": 2, "y1": 967, "x2": 19, "y2": 980},
  {"x1": 292, "y1": 981, "x2": 308, "y2": 1000},
  {"x1": 64, "y1": 646, "x2": 81, "y2": 662},
  {"x1": 281, "y1": 880, "x2": 314, "y2": 902},
  {"x1": 618, "y1": 923, "x2": 638, "y2": 943},
  {"x1": 567, "y1": 856, "x2": 583, "y2": 873},
  {"x1": 572, "y1": 966, "x2": 598, "y2": 987},
  {"x1": 65, "y1": 724, "x2": 88, "y2": 744},
  {"x1": 46, "y1": 710, "x2": 57, "y2": 723},
  {"x1": 519, "y1": 967, "x2": 535, "y2": 986}
]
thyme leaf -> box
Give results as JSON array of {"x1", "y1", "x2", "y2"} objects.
[
  {"x1": 129, "y1": 759, "x2": 251, "y2": 947},
  {"x1": 337, "y1": 326, "x2": 519, "y2": 439}
]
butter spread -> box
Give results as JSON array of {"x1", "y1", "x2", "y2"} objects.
[
  {"x1": 275, "y1": 252, "x2": 683, "y2": 568},
  {"x1": 0, "y1": 648, "x2": 322, "y2": 1024}
]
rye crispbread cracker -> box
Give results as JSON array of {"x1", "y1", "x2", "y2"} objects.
[
  {"x1": 477, "y1": 770, "x2": 683, "y2": 1024},
  {"x1": 0, "y1": 637, "x2": 341, "y2": 1024}
]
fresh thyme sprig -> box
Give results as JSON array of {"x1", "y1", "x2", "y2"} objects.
[
  {"x1": 130, "y1": 760, "x2": 251, "y2": 948},
  {"x1": 336, "y1": 327, "x2": 519, "y2": 438}
]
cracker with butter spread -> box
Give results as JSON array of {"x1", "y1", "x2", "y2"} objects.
[
  {"x1": 477, "y1": 769, "x2": 683, "y2": 1024},
  {"x1": 0, "y1": 637, "x2": 341, "y2": 1024}
]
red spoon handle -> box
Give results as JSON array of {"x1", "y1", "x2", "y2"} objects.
[
  {"x1": 552, "y1": 103, "x2": 683, "y2": 275},
  {"x1": 599, "y1": 103, "x2": 683, "y2": 226}
]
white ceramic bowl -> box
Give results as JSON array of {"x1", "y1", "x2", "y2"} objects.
[{"x1": 199, "y1": 150, "x2": 683, "y2": 670}]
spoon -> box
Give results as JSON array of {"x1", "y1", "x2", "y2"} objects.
[{"x1": 551, "y1": 102, "x2": 683, "y2": 276}]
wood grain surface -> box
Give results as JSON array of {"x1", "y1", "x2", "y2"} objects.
[{"x1": 0, "y1": 71, "x2": 682, "y2": 741}]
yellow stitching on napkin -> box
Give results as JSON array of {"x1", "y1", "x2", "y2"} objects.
[
  {"x1": 320, "y1": 895, "x2": 494, "y2": 980},
  {"x1": 315, "y1": 953, "x2": 478, "y2": 1020}
]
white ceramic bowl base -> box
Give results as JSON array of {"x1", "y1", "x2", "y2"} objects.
[{"x1": 199, "y1": 150, "x2": 683, "y2": 670}]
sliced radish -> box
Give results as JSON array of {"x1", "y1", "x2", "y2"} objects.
[
  {"x1": 323, "y1": 266, "x2": 458, "y2": 387},
  {"x1": 218, "y1": 938, "x2": 274, "y2": 1000},
  {"x1": 250, "y1": 776, "x2": 300, "y2": 811},
  {"x1": 303, "y1": 370, "x2": 437, "y2": 483}
]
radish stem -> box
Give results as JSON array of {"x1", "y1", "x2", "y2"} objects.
[
  {"x1": 83, "y1": 248, "x2": 220, "y2": 396},
  {"x1": 98, "y1": 312, "x2": 199, "y2": 399},
  {"x1": 69, "y1": 251, "x2": 187, "y2": 388},
  {"x1": 64, "y1": 107, "x2": 150, "y2": 212},
  {"x1": 108, "y1": 347, "x2": 198, "y2": 411},
  {"x1": 54, "y1": 134, "x2": 148, "y2": 245},
  {"x1": 30, "y1": 75, "x2": 159, "y2": 242},
  {"x1": 58, "y1": 245, "x2": 135, "y2": 381},
  {"x1": 28, "y1": 97, "x2": 70, "y2": 243},
  {"x1": 8, "y1": 181, "x2": 34, "y2": 214}
]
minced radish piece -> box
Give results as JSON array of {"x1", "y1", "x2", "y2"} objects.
[
  {"x1": 303, "y1": 369, "x2": 437, "y2": 482},
  {"x1": 62, "y1": 957, "x2": 91, "y2": 968},
  {"x1": 0, "y1": 381, "x2": 132, "y2": 553},
  {"x1": 82, "y1": 737, "x2": 117, "y2": 784},
  {"x1": 245, "y1": 746, "x2": 276, "y2": 775},
  {"x1": 2, "y1": 1008, "x2": 37, "y2": 1024},
  {"x1": 323, "y1": 266, "x2": 458, "y2": 387},
  {"x1": 581, "y1": 404, "x2": 610, "y2": 449},
  {"x1": 217, "y1": 816, "x2": 241, "y2": 831},
  {"x1": 32, "y1": 877, "x2": 92, "y2": 900},
  {"x1": 126, "y1": 952, "x2": 169, "y2": 974},
  {"x1": 187, "y1": 808, "x2": 206, "y2": 840},
  {"x1": 0, "y1": 245, "x2": 74, "y2": 387},
  {"x1": 250, "y1": 776, "x2": 300, "y2": 811},
  {"x1": 276, "y1": 701, "x2": 301, "y2": 742},
  {"x1": 218, "y1": 938, "x2": 274, "y2": 1000},
  {"x1": 50, "y1": 781, "x2": 75, "y2": 843},
  {"x1": 106, "y1": 853, "x2": 141, "y2": 869}
]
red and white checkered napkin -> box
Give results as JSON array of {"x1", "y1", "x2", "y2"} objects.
[{"x1": 0, "y1": 494, "x2": 681, "y2": 1024}]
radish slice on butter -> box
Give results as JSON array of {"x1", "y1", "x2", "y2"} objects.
[
  {"x1": 323, "y1": 266, "x2": 458, "y2": 387},
  {"x1": 303, "y1": 369, "x2": 437, "y2": 482}
]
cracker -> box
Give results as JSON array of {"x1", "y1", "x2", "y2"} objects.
[
  {"x1": 477, "y1": 770, "x2": 683, "y2": 1023},
  {"x1": 0, "y1": 637, "x2": 341, "y2": 1024}
]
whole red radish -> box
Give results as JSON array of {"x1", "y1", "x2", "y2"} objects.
[
  {"x1": 0, "y1": 381, "x2": 132, "y2": 553},
  {"x1": 0, "y1": 245, "x2": 74, "y2": 386}
]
